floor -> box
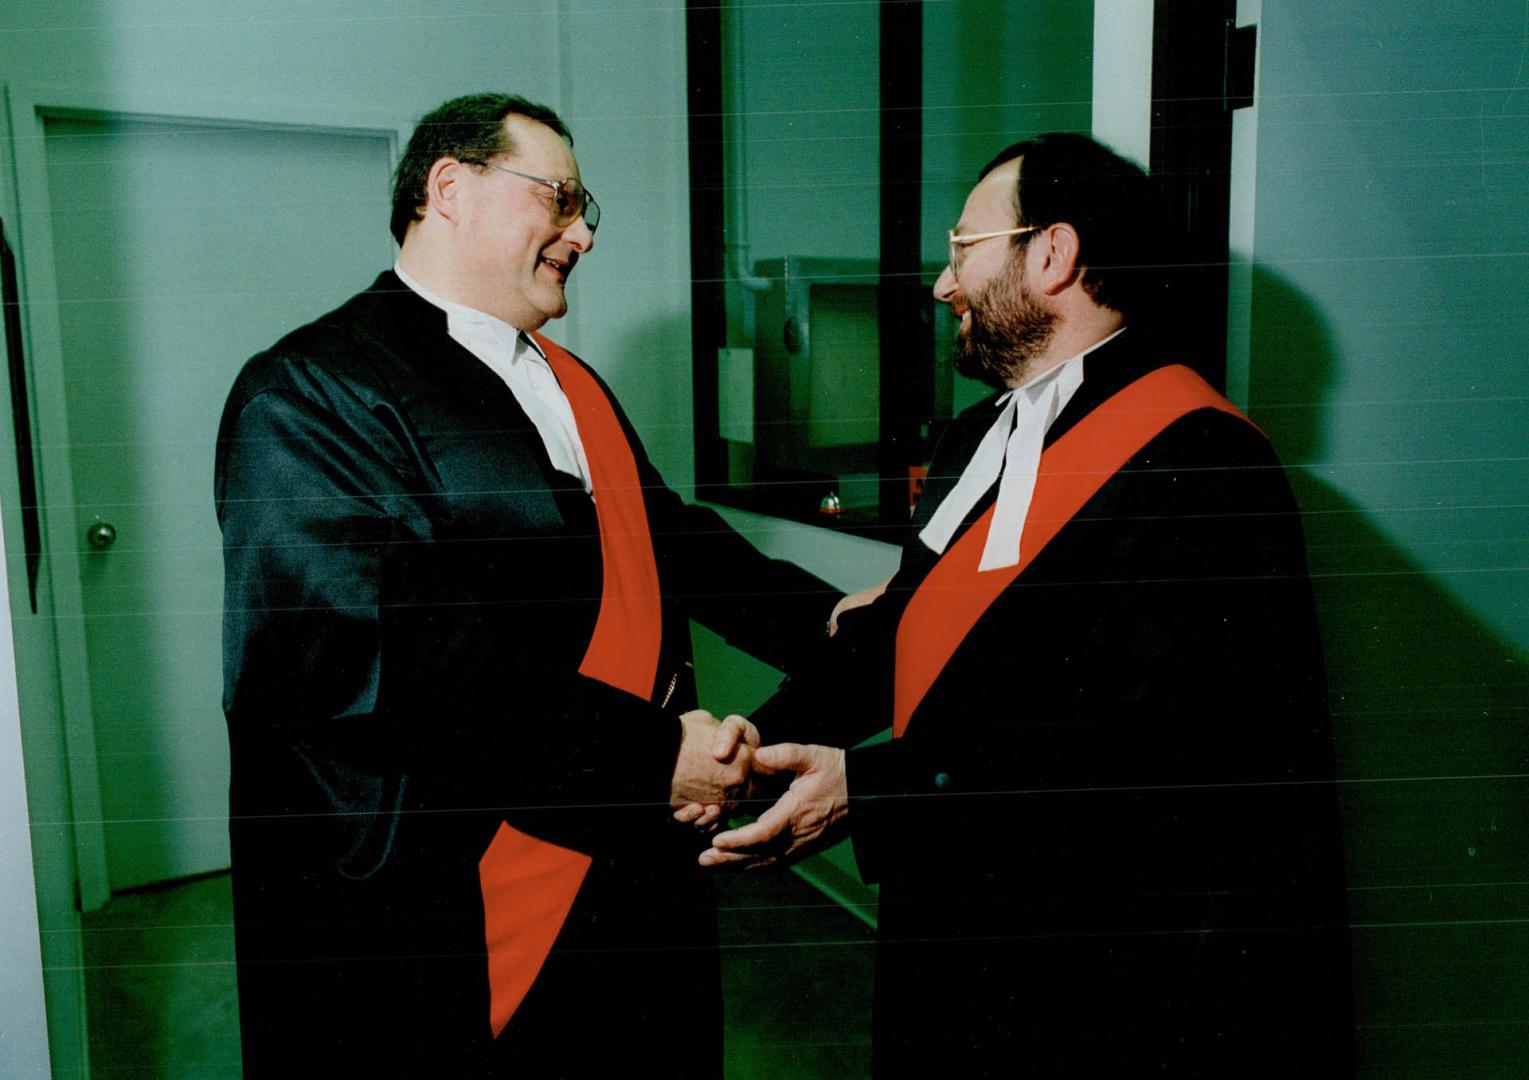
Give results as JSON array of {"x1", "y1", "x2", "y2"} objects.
[
  {"x1": 717, "y1": 871, "x2": 875, "y2": 1080},
  {"x1": 82, "y1": 868, "x2": 874, "y2": 1078},
  {"x1": 80, "y1": 873, "x2": 242, "y2": 1078}
]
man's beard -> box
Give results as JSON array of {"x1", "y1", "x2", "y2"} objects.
[{"x1": 953, "y1": 251, "x2": 1057, "y2": 389}]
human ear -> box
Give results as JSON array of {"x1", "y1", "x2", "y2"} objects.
[
  {"x1": 423, "y1": 157, "x2": 465, "y2": 224},
  {"x1": 1037, "y1": 223, "x2": 1082, "y2": 295}
]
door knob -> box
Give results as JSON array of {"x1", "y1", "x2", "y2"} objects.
[{"x1": 86, "y1": 521, "x2": 117, "y2": 549}]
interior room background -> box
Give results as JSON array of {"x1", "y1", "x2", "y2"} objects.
[{"x1": 1, "y1": 1, "x2": 1524, "y2": 1076}]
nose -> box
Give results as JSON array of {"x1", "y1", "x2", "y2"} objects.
[
  {"x1": 933, "y1": 263, "x2": 957, "y2": 304},
  {"x1": 564, "y1": 214, "x2": 594, "y2": 253}
]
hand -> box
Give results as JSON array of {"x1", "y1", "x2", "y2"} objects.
[
  {"x1": 672, "y1": 715, "x2": 759, "y2": 830},
  {"x1": 828, "y1": 576, "x2": 891, "y2": 636},
  {"x1": 698, "y1": 743, "x2": 848, "y2": 868},
  {"x1": 670, "y1": 710, "x2": 756, "y2": 815}
]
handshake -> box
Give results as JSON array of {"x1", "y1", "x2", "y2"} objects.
[{"x1": 667, "y1": 710, "x2": 848, "y2": 869}]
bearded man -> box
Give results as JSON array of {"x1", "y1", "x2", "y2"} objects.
[{"x1": 702, "y1": 133, "x2": 1353, "y2": 1075}]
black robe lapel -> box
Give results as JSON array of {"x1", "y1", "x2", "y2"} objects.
[{"x1": 344, "y1": 271, "x2": 576, "y2": 538}]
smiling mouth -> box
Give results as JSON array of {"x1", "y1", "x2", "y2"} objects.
[{"x1": 540, "y1": 255, "x2": 573, "y2": 282}]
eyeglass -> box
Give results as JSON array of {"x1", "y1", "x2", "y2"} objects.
[
  {"x1": 477, "y1": 162, "x2": 601, "y2": 233},
  {"x1": 947, "y1": 225, "x2": 1041, "y2": 278}
]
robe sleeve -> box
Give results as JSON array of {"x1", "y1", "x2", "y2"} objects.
[{"x1": 217, "y1": 356, "x2": 684, "y2": 856}]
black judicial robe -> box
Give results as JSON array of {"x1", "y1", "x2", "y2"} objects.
[
  {"x1": 758, "y1": 333, "x2": 1353, "y2": 1076},
  {"x1": 214, "y1": 272, "x2": 829, "y2": 1077}
]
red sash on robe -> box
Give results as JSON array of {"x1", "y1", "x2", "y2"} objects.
[
  {"x1": 477, "y1": 332, "x2": 664, "y2": 1037},
  {"x1": 892, "y1": 364, "x2": 1251, "y2": 739}
]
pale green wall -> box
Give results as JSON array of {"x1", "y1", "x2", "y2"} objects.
[
  {"x1": 1247, "y1": 2, "x2": 1529, "y2": 1071},
  {"x1": 2, "y1": 565, "x2": 82, "y2": 1079},
  {"x1": 0, "y1": 0, "x2": 695, "y2": 484},
  {"x1": 723, "y1": 0, "x2": 1095, "y2": 270},
  {"x1": 922, "y1": 0, "x2": 1095, "y2": 266},
  {"x1": 723, "y1": 0, "x2": 880, "y2": 267},
  {"x1": 0, "y1": 530, "x2": 62, "y2": 1070},
  {"x1": 924, "y1": 1, "x2": 1095, "y2": 416},
  {"x1": 1251, "y1": 2, "x2": 1528, "y2": 651},
  {"x1": 0, "y1": 46, "x2": 89, "y2": 1078}
]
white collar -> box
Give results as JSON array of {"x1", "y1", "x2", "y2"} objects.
[
  {"x1": 393, "y1": 260, "x2": 546, "y2": 361},
  {"x1": 918, "y1": 327, "x2": 1126, "y2": 571}
]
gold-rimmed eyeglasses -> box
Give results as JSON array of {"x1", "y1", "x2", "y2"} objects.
[
  {"x1": 947, "y1": 225, "x2": 1041, "y2": 279},
  {"x1": 476, "y1": 162, "x2": 601, "y2": 233}
]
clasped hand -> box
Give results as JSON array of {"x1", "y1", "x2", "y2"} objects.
[
  {"x1": 671, "y1": 713, "x2": 848, "y2": 868},
  {"x1": 669, "y1": 710, "x2": 761, "y2": 829}
]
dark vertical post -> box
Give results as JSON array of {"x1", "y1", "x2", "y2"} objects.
[
  {"x1": 686, "y1": 0, "x2": 726, "y2": 498},
  {"x1": 1150, "y1": 0, "x2": 1238, "y2": 390},
  {"x1": 1, "y1": 220, "x2": 40, "y2": 612},
  {"x1": 878, "y1": 0, "x2": 925, "y2": 529}
]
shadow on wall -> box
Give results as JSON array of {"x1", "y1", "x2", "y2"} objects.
[{"x1": 1248, "y1": 266, "x2": 1529, "y2": 1075}]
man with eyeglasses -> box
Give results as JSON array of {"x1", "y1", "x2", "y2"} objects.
[
  {"x1": 703, "y1": 133, "x2": 1351, "y2": 1074},
  {"x1": 215, "y1": 93, "x2": 830, "y2": 1077}
]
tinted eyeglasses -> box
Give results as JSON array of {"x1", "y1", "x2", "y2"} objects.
[{"x1": 477, "y1": 162, "x2": 601, "y2": 233}]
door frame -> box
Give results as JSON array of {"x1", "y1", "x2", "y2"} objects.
[{"x1": 4, "y1": 82, "x2": 412, "y2": 908}]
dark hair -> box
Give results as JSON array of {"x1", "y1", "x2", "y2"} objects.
[
  {"x1": 979, "y1": 133, "x2": 1171, "y2": 320},
  {"x1": 390, "y1": 93, "x2": 572, "y2": 245}
]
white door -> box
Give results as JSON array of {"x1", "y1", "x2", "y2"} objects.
[{"x1": 43, "y1": 116, "x2": 395, "y2": 891}]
